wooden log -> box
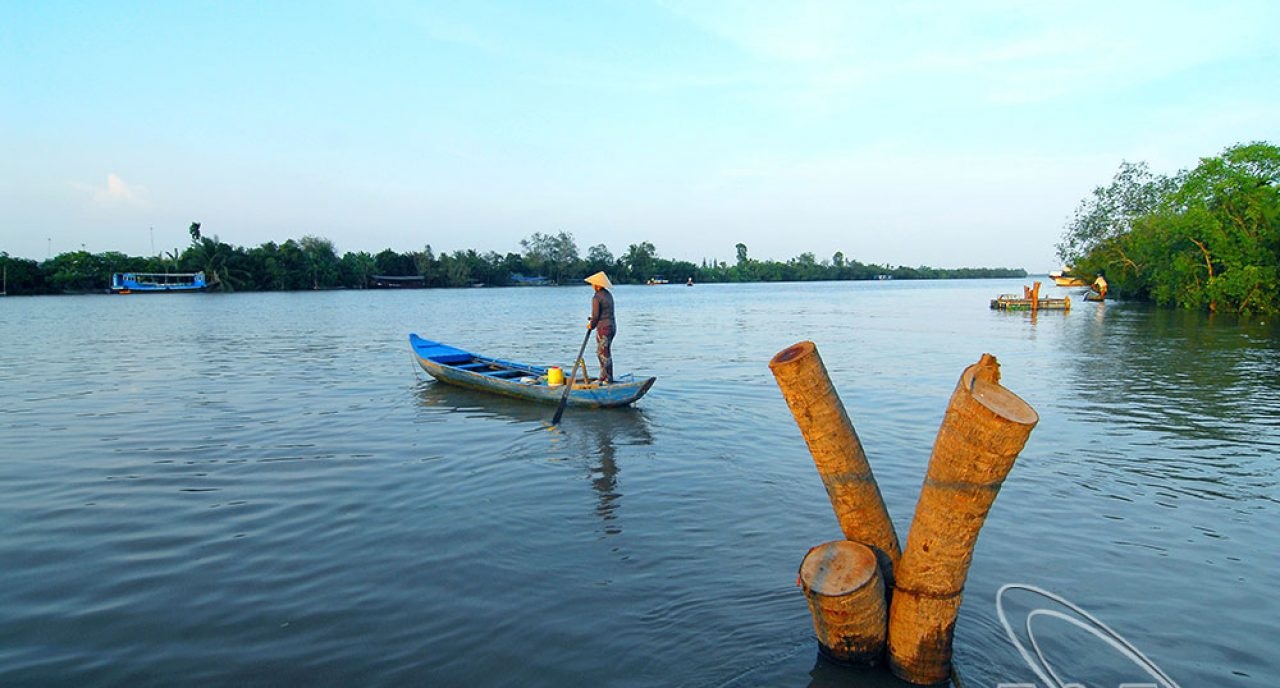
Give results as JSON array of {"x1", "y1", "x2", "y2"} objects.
[
  {"x1": 769, "y1": 341, "x2": 902, "y2": 580},
  {"x1": 887, "y1": 354, "x2": 1038, "y2": 685},
  {"x1": 798, "y1": 540, "x2": 887, "y2": 665}
]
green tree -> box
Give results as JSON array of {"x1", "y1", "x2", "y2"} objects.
[
  {"x1": 622, "y1": 241, "x2": 657, "y2": 283},
  {"x1": 374, "y1": 248, "x2": 415, "y2": 277},
  {"x1": 243, "y1": 242, "x2": 282, "y2": 290},
  {"x1": 274, "y1": 240, "x2": 312, "y2": 290},
  {"x1": 585, "y1": 244, "x2": 615, "y2": 276},
  {"x1": 789, "y1": 252, "x2": 820, "y2": 280},
  {"x1": 1056, "y1": 161, "x2": 1173, "y2": 269},
  {"x1": 340, "y1": 251, "x2": 376, "y2": 288},
  {"x1": 1065, "y1": 142, "x2": 1280, "y2": 315},
  {"x1": 521, "y1": 231, "x2": 579, "y2": 283},
  {"x1": 414, "y1": 245, "x2": 437, "y2": 284},
  {"x1": 434, "y1": 250, "x2": 477, "y2": 287},
  {"x1": 665, "y1": 259, "x2": 698, "y2": 284},
  {"x1": 299, "y1": 235, "x2": 341, "y2": 289},
  {"x1": 43, "y1": 250, "x2": 105, "y2": 292},
  {"x1": 1, "y1": 253, "x2": 46, "y2": 294},
  {"x1": 1139, "y1": 143, "x2": 1278, "y2": 313},
  {"x1": 499, "y1": 252, "x2": 528, "y2": 282},
  {"x1": 183, "y1": 237, "x2": 249, "y2": 291},
  {"x1": 477, "y1": 251, "x2": 505, "y2": 285}
]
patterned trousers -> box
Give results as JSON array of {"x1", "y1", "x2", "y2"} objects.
[{"x1": 596, "y1": 331, "x2": 614, "y2": 383}]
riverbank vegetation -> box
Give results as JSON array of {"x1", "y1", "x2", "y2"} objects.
[
  {"x1": 1058, "y1": 141, "x2": 1279, "y2": 315},
  {"x1": 0, "y1": 228, "x2": 1024, "y2": 295}
]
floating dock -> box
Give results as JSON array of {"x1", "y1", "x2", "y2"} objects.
[
  {"x1": 989, "y1": 294, "x2": 1071, "y2": 311},
  {"x1": 990, "y1": 281, "x2": 1070, "y2": 311}
]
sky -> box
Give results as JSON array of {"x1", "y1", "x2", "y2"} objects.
[{"x1": 2, "y1": 1, "x2": 1278, "y2": 271}]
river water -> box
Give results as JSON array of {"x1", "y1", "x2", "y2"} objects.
[{"x1": 1, "y1": 279, "x2": 1276, "y2": 687}]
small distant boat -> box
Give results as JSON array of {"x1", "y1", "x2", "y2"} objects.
[
  {"x1": 409, "y1": 334, "x2": 656, "y2": 408},
  {"x1": 1049, "y1": 269, "x2": 1086, "y2": 287},
  {"x1": 369, "y1": 275, "x2": 425, "y2": 289},
  {"x1": 645, "y1": 276, "x2": 670, "y2": 285},
  {"x1": 510, "y1": 274, "x2": 554, "y2": 286},
  {"x1": 110, "y1": 272, "x2": 207, "y2": 294}
]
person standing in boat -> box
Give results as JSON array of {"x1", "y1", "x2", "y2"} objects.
[
  {"x1": 585, "y1": 271, "x2": 616, "y2": 385},
  {"x1": 1092, "y1": 270, "x2": 1108, "y2": 299}
]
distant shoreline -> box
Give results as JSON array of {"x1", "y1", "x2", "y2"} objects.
[
  {"x1": 0, "y1": 234, "x2": 1026, "y2": 296},
  {"x1": 0, "y1": 274, "x2": 1044, "y2": 298}
]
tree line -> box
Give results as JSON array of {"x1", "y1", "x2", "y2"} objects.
[
  {"x1": 1, "y1": 225, "x2": 1025, "y2": 296},
  {"x1": 1058, "y1": 141, "x2": 1279, "y2": 315}
]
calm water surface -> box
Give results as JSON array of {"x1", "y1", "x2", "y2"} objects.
[{"x1": 1, "y1": 280, "x2": 1276, "y2": 686}]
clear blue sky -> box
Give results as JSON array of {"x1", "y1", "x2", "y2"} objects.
[{"x1": 3, "y1": 1, "x2": 1278, "y2": 270}]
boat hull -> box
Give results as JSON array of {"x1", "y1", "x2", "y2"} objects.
[
  {"x1": 409, "y1": 334, "x2": 655, "y2": 408},
  {"x1": 1049, "y1": 270, "x2": 1086, "y2": 287},
  {"x1": 109, "y1": 286, "x2": 208, "y2": 294}
]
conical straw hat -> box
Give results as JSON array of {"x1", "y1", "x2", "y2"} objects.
[{"x1": 584, "y1": 271, "x2": 613, "y2": 289}]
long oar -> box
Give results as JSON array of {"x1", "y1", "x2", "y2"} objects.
[{"x1": 551, "y1": 326, "x2": 594, "y2": 425}]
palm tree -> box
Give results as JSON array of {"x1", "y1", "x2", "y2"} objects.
[{"x1": 184, "y1": 236, "x2": 247, "y2": 291}]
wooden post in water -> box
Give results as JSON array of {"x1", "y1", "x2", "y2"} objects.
[
  {"x1": 887, "y1": 354, "x2": 1038, "y2": 685},
  {"x1": 798, "y1": 540, "x2": 888, "y2": 665},
  {"x1": 769, "y1": 341, "x2": 902, "y2": 579}
]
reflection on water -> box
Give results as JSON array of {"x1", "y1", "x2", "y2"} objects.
[
  {"x1": 1067, "y1": 303, "x2": 1280, "y2": 502},
  {"x1": 414, "y1": 380, "x2": 654, "y2": 537},
  {"x1": 413, "y1": 377, "x2": 557, "y2": 424}
]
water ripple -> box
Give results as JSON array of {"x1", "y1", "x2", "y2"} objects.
[{"x1": 1, "y1": 284, "x2": 1277, "y2": 686}]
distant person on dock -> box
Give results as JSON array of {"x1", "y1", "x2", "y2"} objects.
[
  {"x1": 1092, "y1": 270, "x2": 1108, "y2": 299},
  {"x1": 585, "y1": 272, "x2": 616, "y2": 385}
]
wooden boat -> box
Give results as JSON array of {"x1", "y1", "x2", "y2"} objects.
[
  {"x1": 409, "y1": 334, "x2": 656, "y2": 408},
  {"x1": 1049, "y1": 269, "x2": 1086, "y2": 287}
]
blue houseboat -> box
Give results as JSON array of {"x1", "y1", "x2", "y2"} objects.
[{"x1": 110, "y1": 272, "x2": 208, "y2": 294}]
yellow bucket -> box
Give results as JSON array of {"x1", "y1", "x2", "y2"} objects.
[{"x1": 547, "y1": 366, "x2": 564, "y2": 386}]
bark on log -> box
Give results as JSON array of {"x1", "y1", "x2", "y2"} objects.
[
  {"x1": 770, "y1": 341, "x2": 902, "y2": 580},
  {"x1": 887, "y1": 354, "x2": 1038, "y2": 685}
]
